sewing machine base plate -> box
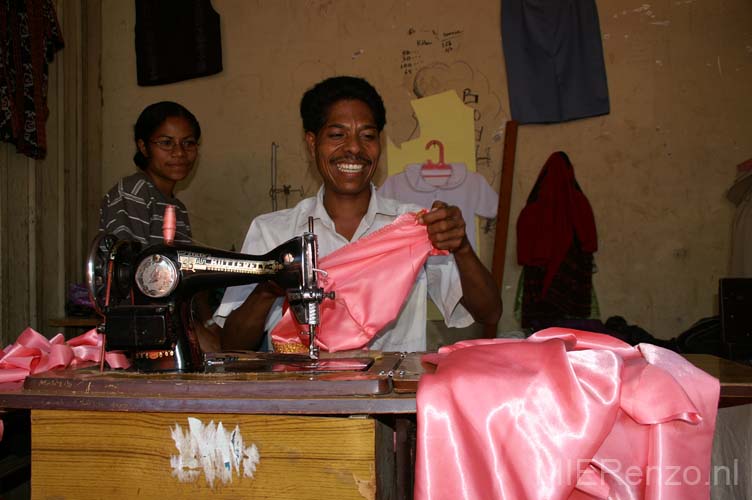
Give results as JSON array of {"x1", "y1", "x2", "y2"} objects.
[
  {"x1": 23, "y1": 352, "x2": 400, "y2": 397},
  {"x1": 203, "y1": 351, "x2": 373, "y2": 373}
]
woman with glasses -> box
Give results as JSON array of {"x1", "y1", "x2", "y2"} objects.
[
  {"x1": 97, "y1": 101, "x2": 222, "y2": 351},
  {"x1": 98, "y1": 101, "x2": 200, "y2": 246}
]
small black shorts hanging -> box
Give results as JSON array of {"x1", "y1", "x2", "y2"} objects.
[{"x1": 135, "y1": 0, "x2": 222, "y2": 86}]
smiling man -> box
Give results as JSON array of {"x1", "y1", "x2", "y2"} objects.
[{"x1": 216, "y1": 76, "x2": 501, "y2": 351}]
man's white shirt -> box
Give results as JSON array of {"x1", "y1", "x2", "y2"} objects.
[{"x1": 214, "y1": 184, "x2": 471, "y2": 352}]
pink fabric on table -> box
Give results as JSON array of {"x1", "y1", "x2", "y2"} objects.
[
  {"x1": 0, "y1": 327, "x2": 130, "y2": 383},
  {"x1": 270, "y1": 212, "x2": 447, "y2": 352},
  {"x1": 415, "y1": 328, "x2": 719, "y2": 500},
  {"x1": 0, "y1": 327, "x2": 131, "y2": 442}
]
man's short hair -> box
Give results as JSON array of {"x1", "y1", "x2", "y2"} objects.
[{"x1": 300, "y1": 76, "x2": 386, "y2": 134}]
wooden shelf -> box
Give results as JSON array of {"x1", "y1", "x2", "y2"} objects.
[{"x1": 48, "y1": 317, "x2": 100, "y2": 328}]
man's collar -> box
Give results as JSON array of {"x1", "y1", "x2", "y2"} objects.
[
  {"x1": 295, "y1": 184, "x2": 400, "y2": 231},
  {"x1": 294, "y1": 186, "x2": 330, "y2": 230},
  {"x1": 363, "y1": 183, "x2": 402, "y2": 221}
]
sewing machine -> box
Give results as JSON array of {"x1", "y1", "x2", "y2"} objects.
[{"x1": 86, "y1": 218, "x2": 334, "y2": 371}]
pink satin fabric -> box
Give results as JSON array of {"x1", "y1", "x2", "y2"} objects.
[
  {"x1": 416, "y1": 328, "x2": 720, "y2": 500},
  {"x1": 271, "y1": 212, "x2": 447, "y2": 352},
  {"x1": 0, "y1": 327, "x2": 130, "y2": 383},
  {"x1": 0, "y1": 326, "x2": 130, "y2": 442}
]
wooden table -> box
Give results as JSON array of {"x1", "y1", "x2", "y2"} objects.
[
  {"x1": 2, "y1": 352, "x2": 752, "y2": 500},
  {"x1": 684, "y1": 354, "x2": 752, "y2": 407},
  {"x1": 0, "y1": 352, "x2": 418, "y2": 500}
]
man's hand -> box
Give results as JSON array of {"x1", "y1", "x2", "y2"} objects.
[
  {"x1": 418, "y1": 201, "x2": 472, "y2": 255},
  {"x1": 254, "y1": 280, "x2": 286, "y2": 299},
  {"x1": 221, "y1": 281, "x2": 285, "y2": 351},
  {"x1": 419, "y1": 200, "x2": 502, "y2": 327}
]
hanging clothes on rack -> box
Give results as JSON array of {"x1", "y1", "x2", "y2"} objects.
[
  {"x1": 379, "y1": 140, "x2": 498, "y2": 252},
  {"x1": 0, "y1": 0, "x2": 64, "y2": 159}
]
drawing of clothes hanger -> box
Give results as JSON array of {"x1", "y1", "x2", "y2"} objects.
[{"x1": 420, "y1": 140, "x2": 454, "y2": 186}]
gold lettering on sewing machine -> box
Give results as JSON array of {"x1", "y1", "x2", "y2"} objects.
[{"x1": 177, "y1": 251, "x2": 283, "y2": 274}]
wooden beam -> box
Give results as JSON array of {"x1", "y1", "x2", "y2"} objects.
[{"x1": 483, "y1": 120, "x2": 518, "y2": 338}]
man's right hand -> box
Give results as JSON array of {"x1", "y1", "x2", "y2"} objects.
[{"x1": 221, "y1": 281, "x2": 285, "y2": 350}]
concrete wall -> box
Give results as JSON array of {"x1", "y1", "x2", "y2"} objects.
[
  {"x1": 1, "y1": 1, "x2": 101, "y2": 344},
  {"x1": 99, "y1": 0, "x2": 752, "y2": 339}
]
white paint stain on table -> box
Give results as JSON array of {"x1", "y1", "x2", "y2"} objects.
[{"x1": 170, "y1": 417, "x2": 260, "y2": 487}]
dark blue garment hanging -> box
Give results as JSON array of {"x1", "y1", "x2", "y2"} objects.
[{"x1": 502, "y1": 0, "x2": 610, "y2": 124}]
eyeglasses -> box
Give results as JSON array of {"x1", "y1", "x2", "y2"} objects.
[{"x1": 150, "y1": 138, "x2": 199, "y2": 152}]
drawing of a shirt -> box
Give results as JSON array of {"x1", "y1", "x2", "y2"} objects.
[{"x1": 378, "y1": 163, "x2": 498, "y2": 251}]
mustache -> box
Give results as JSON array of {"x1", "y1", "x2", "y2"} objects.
[{"x1": 331, "y1": 154, "x2": 372, "y2": 165}]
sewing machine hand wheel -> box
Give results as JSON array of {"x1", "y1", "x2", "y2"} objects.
[
  {"x1": 85, "y1": 234, "x2": 113, "y2": 316},
  {"x1": 86, "y1": 234, "x2": 141, "y2": 315}
]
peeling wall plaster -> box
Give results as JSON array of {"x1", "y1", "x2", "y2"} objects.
[{"x1": 170, "y1": 417, "x2": 260, "y2": 486}]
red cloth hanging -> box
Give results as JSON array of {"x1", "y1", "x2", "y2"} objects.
[{"x1": 517, "y1": 152, "x2": 597, "y2": 296}]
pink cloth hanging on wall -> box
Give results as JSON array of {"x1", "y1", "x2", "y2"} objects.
[
  {"x1": 270, "y1": 212, "x2": 447, "y2": 353},
  {"x1": 415, "y1": 328, "x2": 719, "y2": 500}
]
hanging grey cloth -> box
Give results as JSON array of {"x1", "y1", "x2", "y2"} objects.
[
  {"x1": 501, "y1": 0, "x2": 610, "y2": 124},
  {"x1": 135, "y1": 0, "x2": 222, "y2": 86}
]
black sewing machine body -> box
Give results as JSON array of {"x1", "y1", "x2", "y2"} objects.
[{"x1": 87, "y1": 231, "x2": 328, "y2": 372}]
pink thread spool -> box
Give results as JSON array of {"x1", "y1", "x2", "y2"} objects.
[{"x1": 163, "y1": 204, "x2": 176, "y2": 245}]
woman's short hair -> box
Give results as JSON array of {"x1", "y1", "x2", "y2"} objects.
[{"x1": 133, "y1": 101, "x2": 201, "y2": 169}]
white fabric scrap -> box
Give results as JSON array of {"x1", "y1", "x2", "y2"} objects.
[{"x1": 170, "y1": 417, "x2": 260, "y2": 486}]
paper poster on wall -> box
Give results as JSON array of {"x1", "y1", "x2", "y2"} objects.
[
  {"x1": 386, "y1": 90, "x2": 476, "y2": 176},
  {"x1": 381, "y1": 91, "x2": 498, "y2": 254}
]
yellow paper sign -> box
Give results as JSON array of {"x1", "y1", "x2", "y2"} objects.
[{"x1": 387, "y1": 90, "x2": 477, "y2": 176}]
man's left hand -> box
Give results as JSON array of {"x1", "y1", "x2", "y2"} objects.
[{"x1": 418, "y1": 201, "x2": 471, "y2": 254}]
